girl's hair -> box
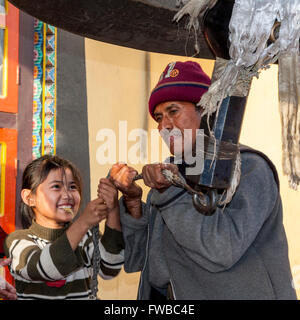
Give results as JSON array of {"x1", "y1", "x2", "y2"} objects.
[{"x1": 21, "y1": 154, "x2": 83, "y2": 229}]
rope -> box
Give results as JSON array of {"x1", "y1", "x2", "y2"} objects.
[
  {"x1": 89, "y1": 225, "x2": 101, "y2": 300},
  {"x1": 134, "y1": 169, "x2": 206, "y2": 201}
]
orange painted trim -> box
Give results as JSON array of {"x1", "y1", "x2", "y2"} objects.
[
  {"x1": 0, "y1": 128, "x2": 17, "y2": 235},
  {"x1": 0, "y1": 2, "x2": 19, "y2": 113}
]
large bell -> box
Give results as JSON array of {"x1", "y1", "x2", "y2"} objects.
[{"x1": 8, "y1": 0, "x2": 236, "y2": 59}]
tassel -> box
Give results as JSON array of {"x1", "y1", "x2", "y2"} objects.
[
  {"x1": 173, "y1": 0, "x2": 218, "y2": 32},
  {"x1": 173, "y1": 0, "x2": 300, "y2": 195},
  {"x1": 278, "y1": 51, "x2": 300, "y2": 190},
  {"x1": 199, "y1": 0, "x2": 280, "y2": 115},
  {"x1": 173, "y1": 0, "x2": 218, "y2": 54},
  {"x1": 218, "y1": 150, "x2": 242, "y2": 207},
  {"x1": 276, "y1": 1, "x2": 300, "y2": 190}
]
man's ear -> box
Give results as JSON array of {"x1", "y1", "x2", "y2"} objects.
[{"x1": 21, "y1": 189, "x2": 35, "y2": 207}]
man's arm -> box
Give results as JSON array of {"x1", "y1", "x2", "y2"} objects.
[
  {"x1": 149, "y1": 153, "x2": 279, "y2": 272},
  {"x1": 107, "y1": 162, "x2": 176, "y2": 273},
  {"x1": 0, "y1": 258, "x2": 17, "y2": 300}
]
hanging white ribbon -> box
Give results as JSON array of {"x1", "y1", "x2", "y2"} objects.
[
  {"x1": 174, "y1": 0, "x2": 300, "y2": 191},
  {"x1": 276, "y1": 1, "x2": 300, "y2": 189},
  {"x1": 199, "y1": 0, "x2": 281, "y2": 117}
]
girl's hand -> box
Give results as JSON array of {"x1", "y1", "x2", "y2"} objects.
[
  {"x1": 80, "y1": 198, "x2": 108, "y2": 229},
  {"x1": 97, "y1": 178, "x2": 118, "y2": 212},
  {"x1": 67, "y1": 198, "x2": 108, "y2": 251},
  {"x1": 109, "y1": 163, "x2": 143, "y2": 219},
  {"x1": 97, "y1": 178, "x2": 122, "y2": 231}
]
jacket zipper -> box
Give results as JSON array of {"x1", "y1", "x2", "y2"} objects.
[{"x1": 169, "y1": 278, "x2": 177, "y2": 300}]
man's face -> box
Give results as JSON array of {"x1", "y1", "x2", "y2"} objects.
[{"x1": 153, "y1": 101, "x2": 202, "y2": 157}]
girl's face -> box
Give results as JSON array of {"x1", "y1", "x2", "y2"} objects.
[{"x1": 30, "y1": 167, "x2": 81, "y2": 228}]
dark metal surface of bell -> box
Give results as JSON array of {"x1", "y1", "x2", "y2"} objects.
[
  {"x1": 195, "y1": 0, "x2": 247, "y2": 192},
  {"x1": 8, "y1": 0, "x2": 220, "y2": 59},
  {"x1": 203, "y1": 0, "x2": 234, "y2": 60}
]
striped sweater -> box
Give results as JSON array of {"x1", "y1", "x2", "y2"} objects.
[{"x1": 4, "y1": 220, "x2": 124, "y2": 300}]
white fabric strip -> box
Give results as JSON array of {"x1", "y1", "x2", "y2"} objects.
[
  {"x1": 39, "y1": 244, "x2": 63, "y2": 280},
  {"x1": 10, "y1": 239, "x2": 36, "y2": 272},
  {"x1": 98, "y1": 241, "x2": 124, "y2": 267},
  {"x1": 174, "y1": 0, "x2": 300, "y2": 192}
]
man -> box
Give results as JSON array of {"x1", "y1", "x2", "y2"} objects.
[
  {"x1": 107, "y1": 61, "x2": 297, "y2": 300},
  {"x1": 0, "y1": 259, "x2": 17, "y2": 300},
  {"x1": 1, "y1": 226, "x2": 17, "y2": 300}
]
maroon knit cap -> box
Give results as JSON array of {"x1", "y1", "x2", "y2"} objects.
[{"x1": 148, "y1": 61, "x2": 211, "y2": 119}]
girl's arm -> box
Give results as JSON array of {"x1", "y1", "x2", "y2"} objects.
[
  {"x1": 4, "y1": 229, "x2": 82, "y2": 281},
  {"x1": 96, "y1": 178, "x2": 124, "y2": 279},
  {"x1": 66, "y1": 197, "x2": 107, "y2": 250},
  {"x1": 97, "y1": 178, "x2": 122, "y2": 231},
  {"x1": 4, "y1": 199, "x2": 108, "y2": 282}
]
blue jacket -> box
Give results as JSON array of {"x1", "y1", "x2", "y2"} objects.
[{"x1": 120, "y1": 150, "x2": 297, "y2": 300}]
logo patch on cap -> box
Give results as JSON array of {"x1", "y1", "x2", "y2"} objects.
[{"x1": 170, "y1": 69, "x2": 179, "y2": 77}]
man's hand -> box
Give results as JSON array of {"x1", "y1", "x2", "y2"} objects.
[
  {"x1": 142, "y1": 163, "x2": 179, "y2": 191},
  {"x1": 0, "y1": 258, "x2": 17, "y2": 300},
  {"x1": 109, "y1": 163, "x2": 143, "y2": 200}
]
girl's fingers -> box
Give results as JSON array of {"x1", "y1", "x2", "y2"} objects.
[
  {"x1": 99, "y1": 183, "x2": 117, "y2": 194},
  {"x1": 99, "y1": 178, "x2": 115, "y2": 187},
  {"x1": 93, "y1": 197, "x2": 106, "y2": 205},
  {"x1": 96, "y1": 203, "x2": 108, "y2": 211},
  {"x1": 99, "y1": 185, "x2": 117, "y2": 196}
]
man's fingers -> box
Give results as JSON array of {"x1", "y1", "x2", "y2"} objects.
[
  {"x1": 110, "y1": 163, "x2": 126, "y2": 177},
  {"x1": 161, "y1": 163, "x2": 179, "y2": 175},
  {"x1": 5, "y1": 281, "x2": 16, "y2": 294},
  {"x1": 111, "y1": 164, "x2": 128, "y2": 180},
  {"x1": 0, "y1": 258, "x2": 11, "y2": 267},
  {"x1": 0, "y1": 276, "x2": 16, "y2": 300},
  {"x1": 141, "y1": 163, "x2": 174, "y2": 189},
  {"x1": 0, "y1": 290, "x2": 17, "y2": 300},
  {"x1": 115, "y1": 166, "x2": 130, "y2": 183}
]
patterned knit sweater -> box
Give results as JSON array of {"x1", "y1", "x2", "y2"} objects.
[{"x1": 4, "y1": 220, "x2": 124, "y2": 300}]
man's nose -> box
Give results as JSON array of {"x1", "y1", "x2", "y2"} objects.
[{"x1": 160, "y1": 115, "x2": 173, "y2": 130}]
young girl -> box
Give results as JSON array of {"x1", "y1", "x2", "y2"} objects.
[{"x1": 4, "y1": 155, "x2": 124, "y2": 300}]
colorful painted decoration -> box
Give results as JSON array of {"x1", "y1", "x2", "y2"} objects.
[{"x1": 33, "y1": 20, "x2": 56, "y2": 159}]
